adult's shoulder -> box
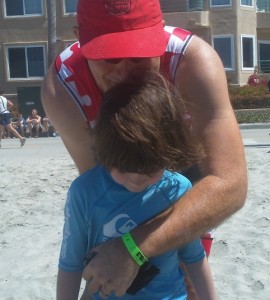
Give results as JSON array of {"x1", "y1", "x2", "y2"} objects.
[
  {"x1": 175, "y1": 34, "x2": 228, "y2": 101},
  {"x1": 42, "y1": 42, "x2": 81, "y2": 97},
  {"x1": 41, "y1": 63, "x2": 67, "y2": 104},
  {"x1": 0, "y1": 95, "x2": 8, "y2": 101},
  {"x1": 181, "y1": 34, "x2": 218, "y2": 63}
]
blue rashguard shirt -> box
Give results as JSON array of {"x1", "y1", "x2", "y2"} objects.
[{"x1": 59, "y1": 165, "x2": 205, "y2": 300}]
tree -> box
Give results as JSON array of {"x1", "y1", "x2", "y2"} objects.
[{"x1": 46, "y1": 0, "x2": 57, "y2": 67}]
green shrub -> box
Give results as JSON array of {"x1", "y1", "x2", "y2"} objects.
[
  {"x1": 231, "y1": 96, "x2": 270, "y2": 109},
  {"x1": 229, "y1": 85, "x2": 270, "y2": 109},
  {"x1": 229, "y1": 85, "x2": 267, "y2": 97}
]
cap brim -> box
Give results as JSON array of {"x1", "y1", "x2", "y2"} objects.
[{"x1": 80, "y1": 21, "x2": 167, "y2": 60}]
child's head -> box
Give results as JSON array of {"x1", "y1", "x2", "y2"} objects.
[
  {"x1": 31, "y1": 109, "x2": 38, "y2": 116},
  {"x1": 94, "y1": 71, "x2": 204, "y2": 176}
]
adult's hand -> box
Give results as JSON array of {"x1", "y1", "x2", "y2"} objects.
[{"x1": 82, "y1": 238, "x2": 140, "y2": 297}]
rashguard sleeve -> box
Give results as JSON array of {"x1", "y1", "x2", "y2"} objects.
[
  {"x1": 178, "y1": 239, "x2": 206, "y2": 264},
  {"x1": 58, "y1": 184, "x2": 88, "y2": 272}
]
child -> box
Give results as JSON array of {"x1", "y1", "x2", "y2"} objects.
[
  {"x1": 57, "y1": 71, "x2": 216, "y2": 300},
  {"x1": 12, "y1": 113, "x2": 26, "y2": 137}
]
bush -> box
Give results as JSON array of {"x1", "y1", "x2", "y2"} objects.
[
  {"x1": 231, "y1": 96, "x2": 270, "y2": 109},
  {"x1": 229, "y1": 85, "x2": 270, "y2": 109},
  {"x1": 229, "y1": 84, "x2": 267, "y2": 96}
]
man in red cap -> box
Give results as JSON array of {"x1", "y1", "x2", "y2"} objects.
[{"x1": 42, "y1": 0, "x2": 247, "y2": 298}]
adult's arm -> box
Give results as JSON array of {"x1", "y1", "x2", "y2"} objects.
[
  {"x1": 7, "y1": 100, "x2": 13, "y2": 110},
  {"x1": 41, "y1": 64, "x2": 96, "y2": 174},
  {"x1": 82, "y1": 36, "x2": 247, "y2": 295},
  {"x1": 57, "y1": 269, "x2": 82, "y2": 300},
  {"x1": 134, "y1": 35, "x2": 247, "y2": 253},
  {"x1": 132, "y1": 35, "x2": 247, "y2": 258},
  {"x1": 36, "y1": 115, "x2": 42, "y2": 123}
]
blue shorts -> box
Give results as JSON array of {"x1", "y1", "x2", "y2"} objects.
[{"x1": 0, "y1": 113, "x2": 11, "y2": 126}]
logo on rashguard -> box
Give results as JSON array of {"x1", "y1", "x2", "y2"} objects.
[
  {"x1": 103, "y1": 214, "x2": 137, "y2": 240},
  {"x1": 104, "y1": 0, "x2": 132, "y2": 16}
]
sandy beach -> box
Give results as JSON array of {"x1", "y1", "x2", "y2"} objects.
[{"x1": 0, "y1": 134, "x2": 269, "y2": 299}]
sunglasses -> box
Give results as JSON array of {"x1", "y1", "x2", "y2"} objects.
[{"x1": 104, "y1": 58, "x2": 146, "y2": 64}]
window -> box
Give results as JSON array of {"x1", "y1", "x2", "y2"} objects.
[
  {"x1": 241, "y1": 0, "x2": 253, "y2": 7},
  {"x1": 160, "y1": 0, "x2": 183, "y2": 13},
  {"x1": 258, "y1": 41, "x2": 270, "y2": 73},
  {"x1": 64, "y1": 0, "x2": 78, "y2": 14},
  {"x1": 5, "y1": 0, "x2": 43, "y2": 17},
  {"x1": 241, "y1": 35, "x2": 255, "y2": 69},
  {"x1": 210, "y1": 0, "x2": 231, "y2": 6},
  {"x1": 213, "y1": 35, "x2": 234, "y2": 70},
  {"x1": 188, "y1": 0, "x2": 204, "y2": 11},
  {"x1": 7, "y1": 46, "x2": 45, "y2": 79}
]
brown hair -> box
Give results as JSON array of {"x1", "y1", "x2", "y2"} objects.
[{"x1": 94, "y1": 71, "x2": 204, "y2": 174}]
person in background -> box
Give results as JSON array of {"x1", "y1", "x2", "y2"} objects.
[
  {"x1": 12, "y1": 113, "x2": 26, "y2": 137},
  {"x1": 0, "y1": 89, "x2": 26, "y2": 148},
  {"x1": 43, "y1": 115, "x2": 56, "y2": 137},
  {"x1": 42, "y1": 0, "x2": 247, "y2": 295},
  {"x1": 57, "y1": 71, "x2": 216, "y2": 300},
  {"x1": 3, "y1": 127, "x2": 11, "y2": 139},
  {"x1": 247, "y1": 67, "x2": 267, "y2": 87},
  {"x1": 26, "y1": 109, "x2": 42, "y2": 138}
]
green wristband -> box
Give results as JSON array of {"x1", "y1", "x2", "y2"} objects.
[{"x1": 121, "y1": 232, "x2": 148, "y2": 266}]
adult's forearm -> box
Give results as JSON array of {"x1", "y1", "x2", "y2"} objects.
[{"x1": 132, "y1": 173, "x2": 247, "y2": 258}]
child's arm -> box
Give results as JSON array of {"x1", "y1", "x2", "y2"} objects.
[
  {"x1": 57, "y1": 269, "x2": 82, "y2": 300},
  {"x1": 184, "y1": 257, "x2": 217, "y2": 300}
]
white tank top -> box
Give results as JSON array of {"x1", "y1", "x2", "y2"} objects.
[{"x1": 0, "y1": 96, "x2": 9, "y2": 114}]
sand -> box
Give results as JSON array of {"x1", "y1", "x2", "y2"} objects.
[
  {"x1": 209, "y1": 145, "x2": 270, "y2": 300},
  {"x1": 0, "y1": 135, "x2": 269, "y2": 299}
]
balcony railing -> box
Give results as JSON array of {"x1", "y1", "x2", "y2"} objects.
[
  {"x1": 160, "y1": 0, "x2": 204, "y2": 12},
  {"x1": 160, "y1": 0, "x2": 184, "y2": 12},
  {"x1": 188, "y1": 0, "x2": 204, "y2": 11},
  {"x1": 257, "y1": 0, "x2": 270, "y2": 12},
  {"x1": 258, "y1": 60, "x2": 270, "y2": 73},
  {"x1": 159, "y1": 0, "x2": 270, "y2": 13}
]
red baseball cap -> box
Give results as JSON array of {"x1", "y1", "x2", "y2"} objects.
[{"x1": 77, "y1": 0, "x2": 166, "y2": 60}]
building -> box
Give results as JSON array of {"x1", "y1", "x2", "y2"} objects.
[
  {"x1": 0, "y1": 0, "x2": 77, "y2": 116},
  {"x1": 161, "y1": 0, "x2": 270, "y2": 86},
  {"x1": 0, "y1": 0, "x2": 270, "y2": 115}
]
